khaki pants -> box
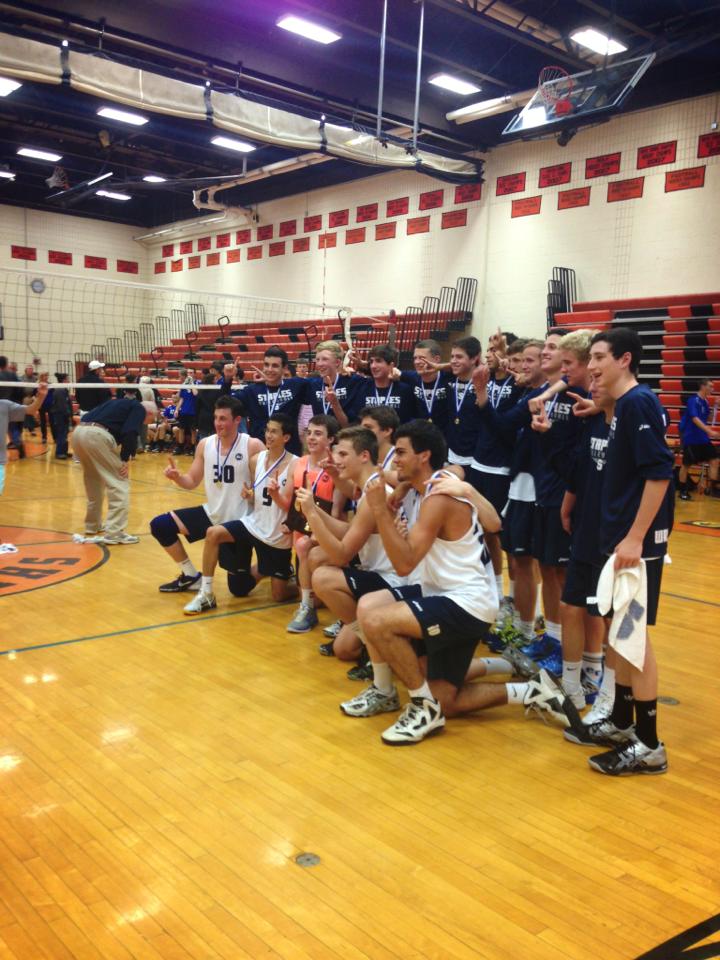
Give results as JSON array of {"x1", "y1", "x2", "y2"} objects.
[{"x1": 72, "y1": 425, "x2": 129, "y2": 537}]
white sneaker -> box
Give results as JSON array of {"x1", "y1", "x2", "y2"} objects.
[
  {"x1": 183, "y1": 592, "x2": 217, "y2": 616},
  {"x1": 523, "y1": 669, "x2": 579, "y2": 727},
  {"x1": 381, "y1": 696, "x2": 445, "y2": 746},
  {"x1": 584, "y1": 689, "x2": 614, "y2": 725},
  {"x1": 101, "y1": 533, "x2": 140, "y2": 545},
  {"x1": 340, "y1": 684, "x2": 400, "y2": 717}
]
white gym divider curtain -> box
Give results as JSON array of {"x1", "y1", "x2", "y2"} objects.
[{"x1": 0, "y1": 32, "x2": 480, "y2": 181}]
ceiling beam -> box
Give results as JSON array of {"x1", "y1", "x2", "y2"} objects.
[{"x1": 572, "y1": 0, "x2": 657, "y2": 41}]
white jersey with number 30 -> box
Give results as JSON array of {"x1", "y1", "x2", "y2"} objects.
[{"x1": 202, "y1": 433, "x2": 252, "y2": 524}]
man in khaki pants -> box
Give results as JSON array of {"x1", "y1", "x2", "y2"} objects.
[{"x1": 73, "y1": 397, "x2": 156, "y2": 545}]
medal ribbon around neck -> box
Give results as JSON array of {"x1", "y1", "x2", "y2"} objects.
[
  {"x1": 215, "y1": 433, "x2": 240, "y2": 483},
  {"x1": 490, "y1": 375, "x2": 513, "y2": 410},
  {"x1": 422, "y1": 373, "x2": 440, "y2": 417},
  {"x1": 253, "y1": 451, "x2": 287, "y2": 489},
  {"x1": 265, "y1": 379, "x2": 285, "y2": 419},
  {"x1": 374, "y1": 382, "x2": 394, "y2": 406},
  {"x1": 322, "y1": 374, "x2": 339, "y2": 415}
]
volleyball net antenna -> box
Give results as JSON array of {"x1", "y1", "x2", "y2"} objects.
[{"x1": 0, "y1": 267, "x2": 395, "y2": 390}]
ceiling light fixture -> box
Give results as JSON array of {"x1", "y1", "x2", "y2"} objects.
[
  {"x1": 0, "y1": 170, "x2": 16, "y2": 181},
  {"x1": 87, "y1": 171, "x2": 113, "y2": 186},
  {"x1": 211, "y1": 135, "x2": 256, "y2": 153},
  {"x1": 96, "y1": 189, "x2": 132, "y2": 201},
  {"x1": 97, "y1": 106, "x2": 149, "y2": 126},
  {"x1": 428, "y1": 73, "x2": 481, "y2": 96},
  {"x1": 570, "y1": 27, "x2": 627, "y2": 56},
  {"x1": 17, "y1": 147, "x2": 63, "y2": 162},
  {"x1": 143, "y1": 175, "x2": 167, "y2": 183},
  {"x1": 277, "y1": 14, "x2": 341, "y2": 45},
  {"x1": 0, "y1": 76, "x2": 22, "y2": 97}
]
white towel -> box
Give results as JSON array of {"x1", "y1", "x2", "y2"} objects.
[{"x1": 596, "y1": 554, "x2": 648, "y2": 670}]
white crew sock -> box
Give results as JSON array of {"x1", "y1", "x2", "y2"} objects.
[
  {"x1": 181, "y1": 559, "x2": 197, "y2": 577},
  {"x1": 582, "y1": 651, "x2": 604, "y2": 684},
  {"x1": 409, "y1": 680, "x2": 435, "y2": 701},
  {"x1": 519, "y1": 619, "x2": 535, "y2": 641},
  {"x1": 371, "y1": 662, "x2": 394, "y2": 695},
  {"x1": 508, "y1": 580, "x2": 515, "y2": 600},
  {"x1": 301, "y1": 587, "x2": 313, "y2": 608},
  {"x1": 506, "y1": 682, "x2": 529, "y2": 705},
  {"x1": 201, "y1": 575, "x2": 214, "y2": 595},
  {"x1": 562, "y1": 659, "x2": 582, "y2": 695},
  {"x1": 545, "y1": 620, "x2": 561, "y2": 641},
  {"x1": 495, "y1": 575, "x2": 504, "y2": 600},
  {"x1": 477, "y1": 656, "x2": 513, "y2": 676},
  {"x1": 599, "y1": 665, "x2": 615, "y2": 700},
  {"x1": 535, "y1": 586, "x2": 542, "y2": 618}
]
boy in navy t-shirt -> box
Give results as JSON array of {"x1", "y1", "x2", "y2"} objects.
[
  {"x1": 349, "y1": 344, "x2": 415, "y2": 424},
  {"x1": 236, "y1": 346, "x2": 309, "y2": 454},
  {"x1": 575, "y1": 328, "x2": 673, "y2": 777}
]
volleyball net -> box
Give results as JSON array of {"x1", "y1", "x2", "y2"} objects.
[{"x1": 0, "y1": 267, "x2": 396, "y2": 390}]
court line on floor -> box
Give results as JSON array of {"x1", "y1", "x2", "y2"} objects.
[
  {"x1": 0, "y1": 601, "x2": 294, "y2": 657},
  {"x1": 660, "y1": 590, "x2": 720, "y2": 608}
]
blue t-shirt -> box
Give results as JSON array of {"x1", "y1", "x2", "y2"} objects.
[
  {"x1": 680, "y1": 395, "x2": 711, "y2": 446},
  {"x1": 178, "y1": 385, "x2": 198, "y2": 417},
  {"x1": 349, "y1": 378, "x2": 415, "y2": 424},
  {"x1": 237, "y1": 378, "x2": 307, "y2": 453},
  {"x1": 600, "y1": 384, "x2": 674, "y2": 558},
  {"x1": 565, "y1": 413, "x2": 610, "y2": 566},
  {"x1": 303, "y1": 374, "x2": 364, "y2": 419},
  {"x1": 399, "y1": 371, "x2": 451, "y2": 430}
]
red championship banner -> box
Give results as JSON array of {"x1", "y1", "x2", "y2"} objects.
[
  {"x1": 665, "y1": 166, "x2": 706, "y2": 193},
  {"x1": 293, "y1": 237, "x2": 310, "y2": 253},
  {"x1": 161, "y1": 243, "x2": 174, "y2": 258},
  {"x1": 419, "y1": 189, "x2": 444, "y2": 210},
  {"x1": 171, "y1": 258, "x2": 183, "y2": 272},
  {"x1": 11, "y1": 245, "x2": 37, "y2": 261},
  {"x1": 539, "y1": 162, "x2": 572, "y2": 188},
  {"x1": 558, "y1": 187, "x2": 591, "y2": 210},
  {"x1": 375, "y1": 222, "x2": 397, "y2": 240},
  {"x1": 511, "y1": 196, "x2": 541, "y2": 218},
  {"x1": 84, "y1": 255, "x2": 107, "y2": 270},
  {"x1": 698, "y1": 132, "x2": 720, "y2": 158},
  {"x1": 179, "y1": 240, "x2": 193, "y2": 254},
  {"x1": 188, "y1": 256, "x2": 201, "y2": 269},
  {"x1": 386, "y1": 197, "x2": 409, "y2": 217},
  {"x1": 247, "y1": 245, "x2": 263, "y2": 260},
  {"x1": 257, "y1": 224, "x2": 273, "y2": 241},
  {"x1": 269, "y1": 241, "x2": 286, "y2": 257},
  {"x1": 226, "y1": 248, "x2": 241, "y2": 263},
  {"x1": 441, "y1": 209, "x2": 467, "y2": 229},
  {"x1": 407, "y1": 216, "x2": 430, "y2": 235},
  {"x1": 585, "y1": 152, "x2": 621, "y2": 179},
  {"x1": 197, "y1": 236, "x2": 211, "y2": 251},
  {"x1": 637, "y1": 140, "x2": 677, "y2": 169},
  {"x1": 345, "y1": 227, "x2": 366, "y2": 245},
  {"x1": 304, "y1": 214, "x2": 323, "y2": 232},
  {"x1": 454, "y1": 182, "x2": 482, "y2": 203},
  {"x1": 279, "y1": 219, "x2": 297, "y2": 237},
  {"x1": 329, "y1": 209, "x2": 349, "y2": 228},
  {"x1": 154, "y1": 261, "x2": 166, "y2": 274},
  {"x1": 496, "y1": 172, "x2": 526, "y2": 196},
  {"x1": 356, "y1": 203, "x2": 378, "y2": 223},
  {"x1": 117, "y1": 259, "x2": 139, "y2": 274},
  {"x1": 318, "y1": 232, "x2": 336, "y2": 249},
  {"x1": 216, "y1": 232, "x2": 231, "y2": 248},
  {"x1": 236, "y1": 229, "x2": 252, "y2": 244},
  {"x1": 48, "y1": 250, "x2": 72, "y2": 265},
  {"x1": 206, "y1": 253, "x2": 220, "y2": 266},
  {"x1": 607, "y1": 177, "x2": 644, "y2": 202}
]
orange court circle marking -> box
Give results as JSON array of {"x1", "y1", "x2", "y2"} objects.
[{"x1": 0, "y1": 526, "x2": 108, "y2": 598}]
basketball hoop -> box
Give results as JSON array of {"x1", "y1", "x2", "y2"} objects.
[{"x1": 538, "y1": 66, "x2": 575, "y2": 116}]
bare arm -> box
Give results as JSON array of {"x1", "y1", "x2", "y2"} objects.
[
  {"x1": 163, "y1": 438, "x2": 206, "y2": 489},
  {"x1": 425, "y1": 475, "x2": 501, "y2": 534},
  {"x1": 367, "y1": 483, "x2": 446, "y2": 577},
  {"x1": 297, "y1": 490, "x2": 374, "y2": 566}
]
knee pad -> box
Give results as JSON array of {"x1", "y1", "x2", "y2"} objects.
[
  {"x1": 227, "y1": 571, "x2": 256, "y2": 597},
  {"x1": 150, "y1": 512, "x2": 180, "y2": 547}
]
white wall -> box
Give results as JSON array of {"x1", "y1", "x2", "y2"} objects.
[{"x1": 2, "y1": 90, "x2": 719, "y2": 372}]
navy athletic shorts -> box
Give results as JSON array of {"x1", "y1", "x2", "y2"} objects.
[
  {"x1": 468, "y1": 467, "x2": 510, "y2": 517},
  {"x1": 342, "y1": 567, "x2": 422, "y2": 602},
  {"x1": 222, "y1": 520, "x2": 294, "y2": 581},
  {"x1": 405, "y1": 594, "x2": 490, "y2": 689},
  {"x1": 532, "y1": 505, "x2": 571, "y2": 566},
  {"x1": 500, "y1": 499, "x2": 535, "y2": 556},
  {"x1": 173, "y1": 505, "x2": 213, "y2": 543},
  {"x1": 561, "y1": 558, "x2": 603, "y2": 616}
]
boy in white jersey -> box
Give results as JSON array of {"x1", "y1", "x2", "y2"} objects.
[
  {"x1": 298, "y1": 426, "x2": 408, "y2": 661},
  {"x1": 347, "y1": 420, "x2": 582, "y2": 745},
  {"x1": 150, "y1": 397, "x2": 264, "y2": 593},
  {"x1": 183, "y1": 413, "x2": 297, "y2": 614}
]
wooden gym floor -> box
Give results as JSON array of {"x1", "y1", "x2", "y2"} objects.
[{"x1": 1, "y1": 444, "x2": 719, "y2": 960}]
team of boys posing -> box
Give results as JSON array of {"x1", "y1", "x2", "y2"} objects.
[{"x1": 148, "y1": 328, "x2": 673, "y2": 775}]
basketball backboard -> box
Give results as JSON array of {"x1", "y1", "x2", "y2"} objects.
[{"x1": 502, "y1": 53, "x2": 656, "y2": 142}]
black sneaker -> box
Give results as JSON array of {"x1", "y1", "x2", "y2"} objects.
[
  {"x1": 588, "y1": 739, "x2": 668, "y2": 776},
  {"x1": 347, "y1": 661, "x2": 373, "y2": 681},
  {"x1": 318, "y1": 641, "x2": 335, "y2": 657},
  {"x1": 678, "y1": 490, "x2": 691, "y2": 501},
  {"x1": 159, "y1": 572, "x2": 201, "y2": 593}
]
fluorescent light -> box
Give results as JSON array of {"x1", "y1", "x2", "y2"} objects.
[
  {"x1": 429, "y1": 73, "x2": 481, "y2": 96},
  {"x1": 17, "y1": 147, "x2": 63, "y2": 162},
  {"x1": 571, "y1": 27, "x2": 627, "y2": 56},
  {"x1": 0, "y1": 170, "x2": 15, "y2": 181},
  {"x1": 96, "y1": 189, "x2": 132, "y2": 201},
  {"x1": 277, "y1": 14, "x2": 340, "y2": 44},
  {"x1": 97, "y1": 106, "x2": 149, "y2": 126},
  {"x1": 346, "y1": 134, "x2": 372, "y2": 146},
  {"x1": 0, "y1": 76, "x2": 21, "y2": 97},
  {"x1": 87, "y1": 171, "x2": 113, "y2": 186},
  {"x1": 211, "y1": 135, "x2": 255, "y2": 153},
  {"x1": 143, "y1": 175, "x2": 166, "y2": 183}
]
